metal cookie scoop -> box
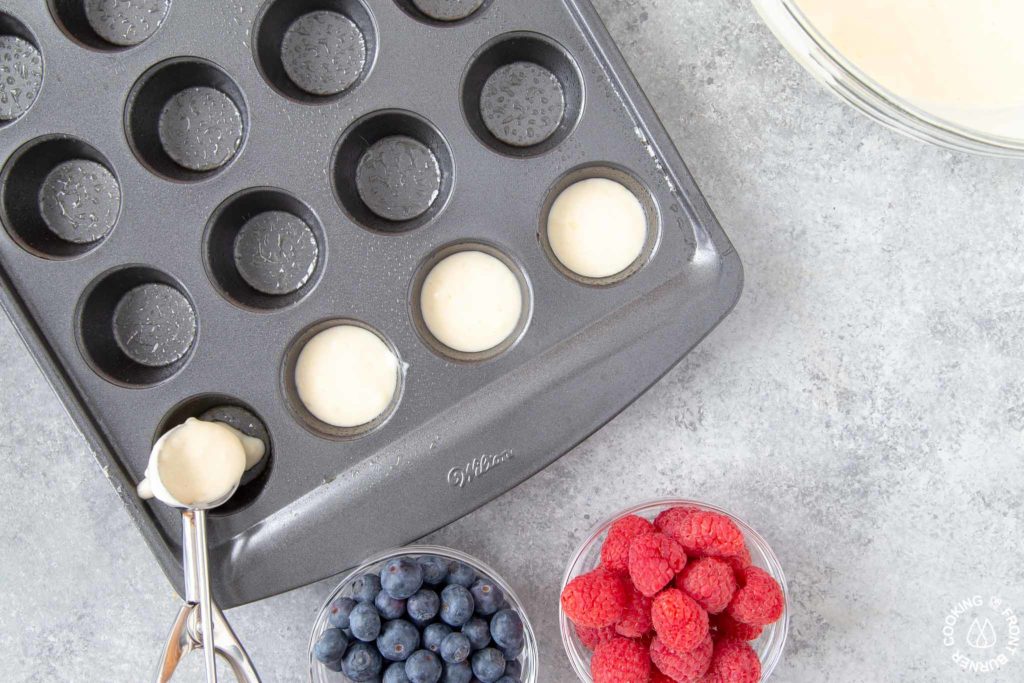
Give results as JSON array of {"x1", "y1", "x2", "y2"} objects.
[{"x1": 144, "y1": 428, "x2": 261, "y2": 682}]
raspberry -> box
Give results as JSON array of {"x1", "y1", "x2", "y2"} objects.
[
  {"x1": 651, "y1": 589, "x2": 709, "y2": 654},
  {"x1": 577, "y1": 625, "x2": 618, "y2": 650},
  {"x1": 628, "y1": 533, "x2": 688, "y2": 597},
  {"x1": 677, "y1": 558, "x2": 737, "y2": 614},
  {"x1": 650, "y1": 635, "x2": 713, "y2": 683},
  {"x1": 710, "y1": 614, "x2": 764, "y2": 641},
  {"x1": 653, "y1": 506, "x2": 701, "y2": 532},
  {"x1": 726, "y1": 567, "x2": 784, "y2": 627},
  {"x1": 616, "y1": 588, "x2": 654, "y2": 639},
  {"x1": 651, "y1": 668, "x2": 677, "y2": 683},
  {"x1": 602, "y1": 515, "x2": 656, "y2": 573},
  {"x1": 562, "y1": 568, "x2": 630, "y2": 628},
  {"x1": 591, "y1": 636, "x2": 652, "y2": 683},
  {"x1": 657, "y1": 510, "x2": 745, "y2": 559},
  {"x1": 722, "y1": 546, "x2": 751, "y2": 576},
  {"x1": 701, "y1": 638, "x2": 761, "y2": 683}
]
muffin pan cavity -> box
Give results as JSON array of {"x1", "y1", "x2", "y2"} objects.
[
  {"x1": 125, "y1": 57, "x2": 248, "y2": 181},
  {"x1": 49, "y1": 0, "x2": 171, "y2": 50},
  {"x1": 463, "y1": 32, "x2": 583, "y2": 157},
  {"x1": 0, "y1": 12, "x2": 43, "y2": 126},
  {"x1": 282, "y1": 319, "x2": 405, "y2": 441},
  {"x1": 396, "y1": 0, "x2": 489, "y2": 25},
  {"x1": 333, "y1": 110, "x2": 453, "y2": 233},
  {"x1": 1, "y1": 135, "x2": 120, "y2": 259},
  {"x1": 155, "y1": 395, "x2": 273, "y2": 515},
  {"x1": 254, "y1": 0, "x2": 376, "y2": 103},
  {"x1": 0, "y1": 0, "x2": 742, "y2": 607},
  {"x1": 204, "y1": 188, "x2": 324, "y2": 311},
  {"x1": 77, "y1": 266, "x2": 197, "y2": 386},
  {"x1": 540, "y1": 165, "x2": 661, "y2": 286}
]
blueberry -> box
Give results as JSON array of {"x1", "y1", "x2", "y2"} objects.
[
  {"x1": 343, "y1": 642, "x2": 383, "y2": 681},
  {"x1": 313, "y1": 628, "x2": 349, "y2": 663},
  {"x1": 495, "y1": 676, "x2": 518, "y2": 683},
  {"x1": 349, "y1": 602, "x2": 382, "y2": 642},
  {"x1": 461, "y1": 618, "x2": 491, "y2": 650},
  {"x1": 322, "y1": 658, "x2": 344, "y2": 672},
  {"x1": 442, "y1": 660, "x2": 473, "y2": 683},
  {"x1": 418, "y1": 555, "x2": 450, "y2": 585},
  {"x1": 352, "y1": 574, "x2": 382, "y2": 603},
  {"x1": 382, "y1": 557, "x2": 425, "y2": 600},
  {"x1": 376, "y1": 589, "x2": 408, "y2": 620},
  {"x1": 504, "y1": 659, "x2": 523, "y2": 680},
  {"x1": 378, "y1": 619, "x2": 421, "y2": 662},
  {"x1": 500, "y1": 641, "x2": 524, "y2": 661},
  {"x1": 489, "y1": 610, "x2": 524, "y2": 652},
  {"x1": 327, "y1": 597, "x2": 358, "y2": 629},
  {"x1": 440, "y1": 632, "x2": 471, "y2": 663},
  {"x1": 385, "y1": 661, "x2": 413, "y2": 683},
  {"x1": 408, "y1": 589, "x2": 441, "y2": 625},
  {"x1": 405, "y1": 649, "x2": 443, "y2": 683},
  {"x1": 470, "y1": 579, "x2": 504, "y2": 616},
  {"x1": 423, "y1": 623, "x2": 452, "y2": 653},
  {"x1": 447, "y1": 562, "x2": 476, "y2": 588},
  {"x1": 440, "y1": 585, "x2": 475, "y2": 627},
  {"x1": 471, "y1": 648, "x2": 506, "y2": 683}
]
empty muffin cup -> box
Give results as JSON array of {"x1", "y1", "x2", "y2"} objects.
[
  {"x1": 205, "y1": 188, "x2": 324, "y2": 310},
  {"x1": 1, "y1": 135, "x2": 120, "y2": 259},
  {"x1": 463, "y1": 33, "x2": 583, "y2": 157},
  {"x1": 49, "y1": 0, "x2": 171, "y2": 50},
  {"x1": 125, "y1": 58, "x2": 248, "y2": 181},
  {"x1": 78, "y1": 266, "x2": 197, "y2": 386},
  {"x1": 254, "y1": 0, "x2": 376, "y2": 103},
  {"x1": 155, "y1": 394, "x2": 273, "y2": 515},
  {"x1": 333, "y1": 110, "x2": 454, "y2": 233},
  {"x1": 0, "y1": 13, "x2": 43, "y2": 126},
  {"x1": 397, "y1": 0, "x2": 488, "y2": 24}
]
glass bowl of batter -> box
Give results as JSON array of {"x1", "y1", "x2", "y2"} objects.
[
  {"x1": 751, "y1": 0, "x2": 1024, "y2": 157},
  {"x1": 560, "y1": 499, "x2": 789, "y2": 681},
  {"x1": 309, "y1": 545, "x2": 539, "y2": 682}
]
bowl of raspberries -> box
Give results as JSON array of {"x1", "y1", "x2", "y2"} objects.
[
  {"x1": 560, "y1": 500, "x2": 788, "y2": 683},
  {"x1": 310, "y1": 545, "x2": 537, "y2": 683}
]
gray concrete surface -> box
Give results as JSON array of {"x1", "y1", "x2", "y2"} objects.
[{"x1": 2, "y1": 0, "x2": 1023, "y2": 681}]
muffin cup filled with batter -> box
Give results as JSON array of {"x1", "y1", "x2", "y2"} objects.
[
  {"x1": 540, "y1": 166, "x2": 661, "y2": 286},
  {"x1": 253, "y1": 0, "x2": 377, "y2": 103},
  {"x1": 412, "y1": 242, "x2": 532, "y2": 362},
  {"x1": 125, "y1": 57, "x2": 248, "y2": 182},
  {"x1": 1, "y1": 135, "x2": 121, "y2": 259},
  {"x1": 283, "y1": 320, "x2": 404, "y2": 439}
]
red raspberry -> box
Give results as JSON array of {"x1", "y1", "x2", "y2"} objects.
[
  {"x1": 602, "y1": 515, "x2": 656, "y2": 573},
  {"x1": 629, "y1": 533, "x2": 687, "y2": 597},
  {"x1": 591, "y1": 636, "x2": 652, "y2": 683},
  {"x1": 722, "y1": 546, "x2": 752, "y2": 576},
  {"x1": 658, "y1": 510, "x2": 745, "y2": 559},
  {"x1": 676, "y1": 558, "x2": 737, "y2": 614},
  {"x1": 654, "y1": 506, "x2": 701, "y2": 532},
  {"x1": 701, "y1": 638, "x2": 761, "y2": 683},
  {"x1": 651, "y1": 589, "x2": 709, "y2": 654},
  {"x1": 616, "y1": 587, "x2": 654, "y2": 638},
  {"x1": 650, "y1": 635, "x2": 713, "y2": 682},
  {"x1": 710, "y1": 614, "x2": 764, "y2": 641},
  {"x1": 577, "y1": 625, "x2": 618, "y2": 650},
  {"x1": 726, "y1": 567, "x2": 784, "y2": 627},
  {"x1": 562, "y1": 568, "x2": 630, "y2": 628},
  {"x1": 651, "y1": 668, "x2": 676, "y2": 683}
]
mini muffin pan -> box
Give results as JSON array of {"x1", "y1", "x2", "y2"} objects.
[{"x1": 0, "y1": 0, "x2": 742, "y2": 607}]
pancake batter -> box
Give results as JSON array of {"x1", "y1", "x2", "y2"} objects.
[
  {"x1": 420, "y1": 251, "x2": 522, "y2": 353},
  {"x1": 295, "y1": 325, "x2": 400, "y2": 428},
  {"x1": 547, "y1": 178, "x2": 647, "y2": 279}
]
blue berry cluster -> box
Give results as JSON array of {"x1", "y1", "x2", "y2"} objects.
[{"x1": 314, "y1": 554, "x2": 527, "y2": 682}]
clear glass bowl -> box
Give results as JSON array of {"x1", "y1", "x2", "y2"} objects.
[
  {"x1": 309, "y1": 545, "x2": 539, "y2": 682},
  {"x1": 751, "y1": 0, "x2": 1024, "y2": 158},
  {"x1": 560, "y1": 499, "x2": 789, "y2": 682}
]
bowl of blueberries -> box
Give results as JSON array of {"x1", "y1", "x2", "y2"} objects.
[{"x1": 309, "y1": 545, "x2": 538, "y2": 682}]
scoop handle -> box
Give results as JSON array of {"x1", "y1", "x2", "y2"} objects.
[{"x1": 183, "y1": 509, "x2": 218, "y2": 683}]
